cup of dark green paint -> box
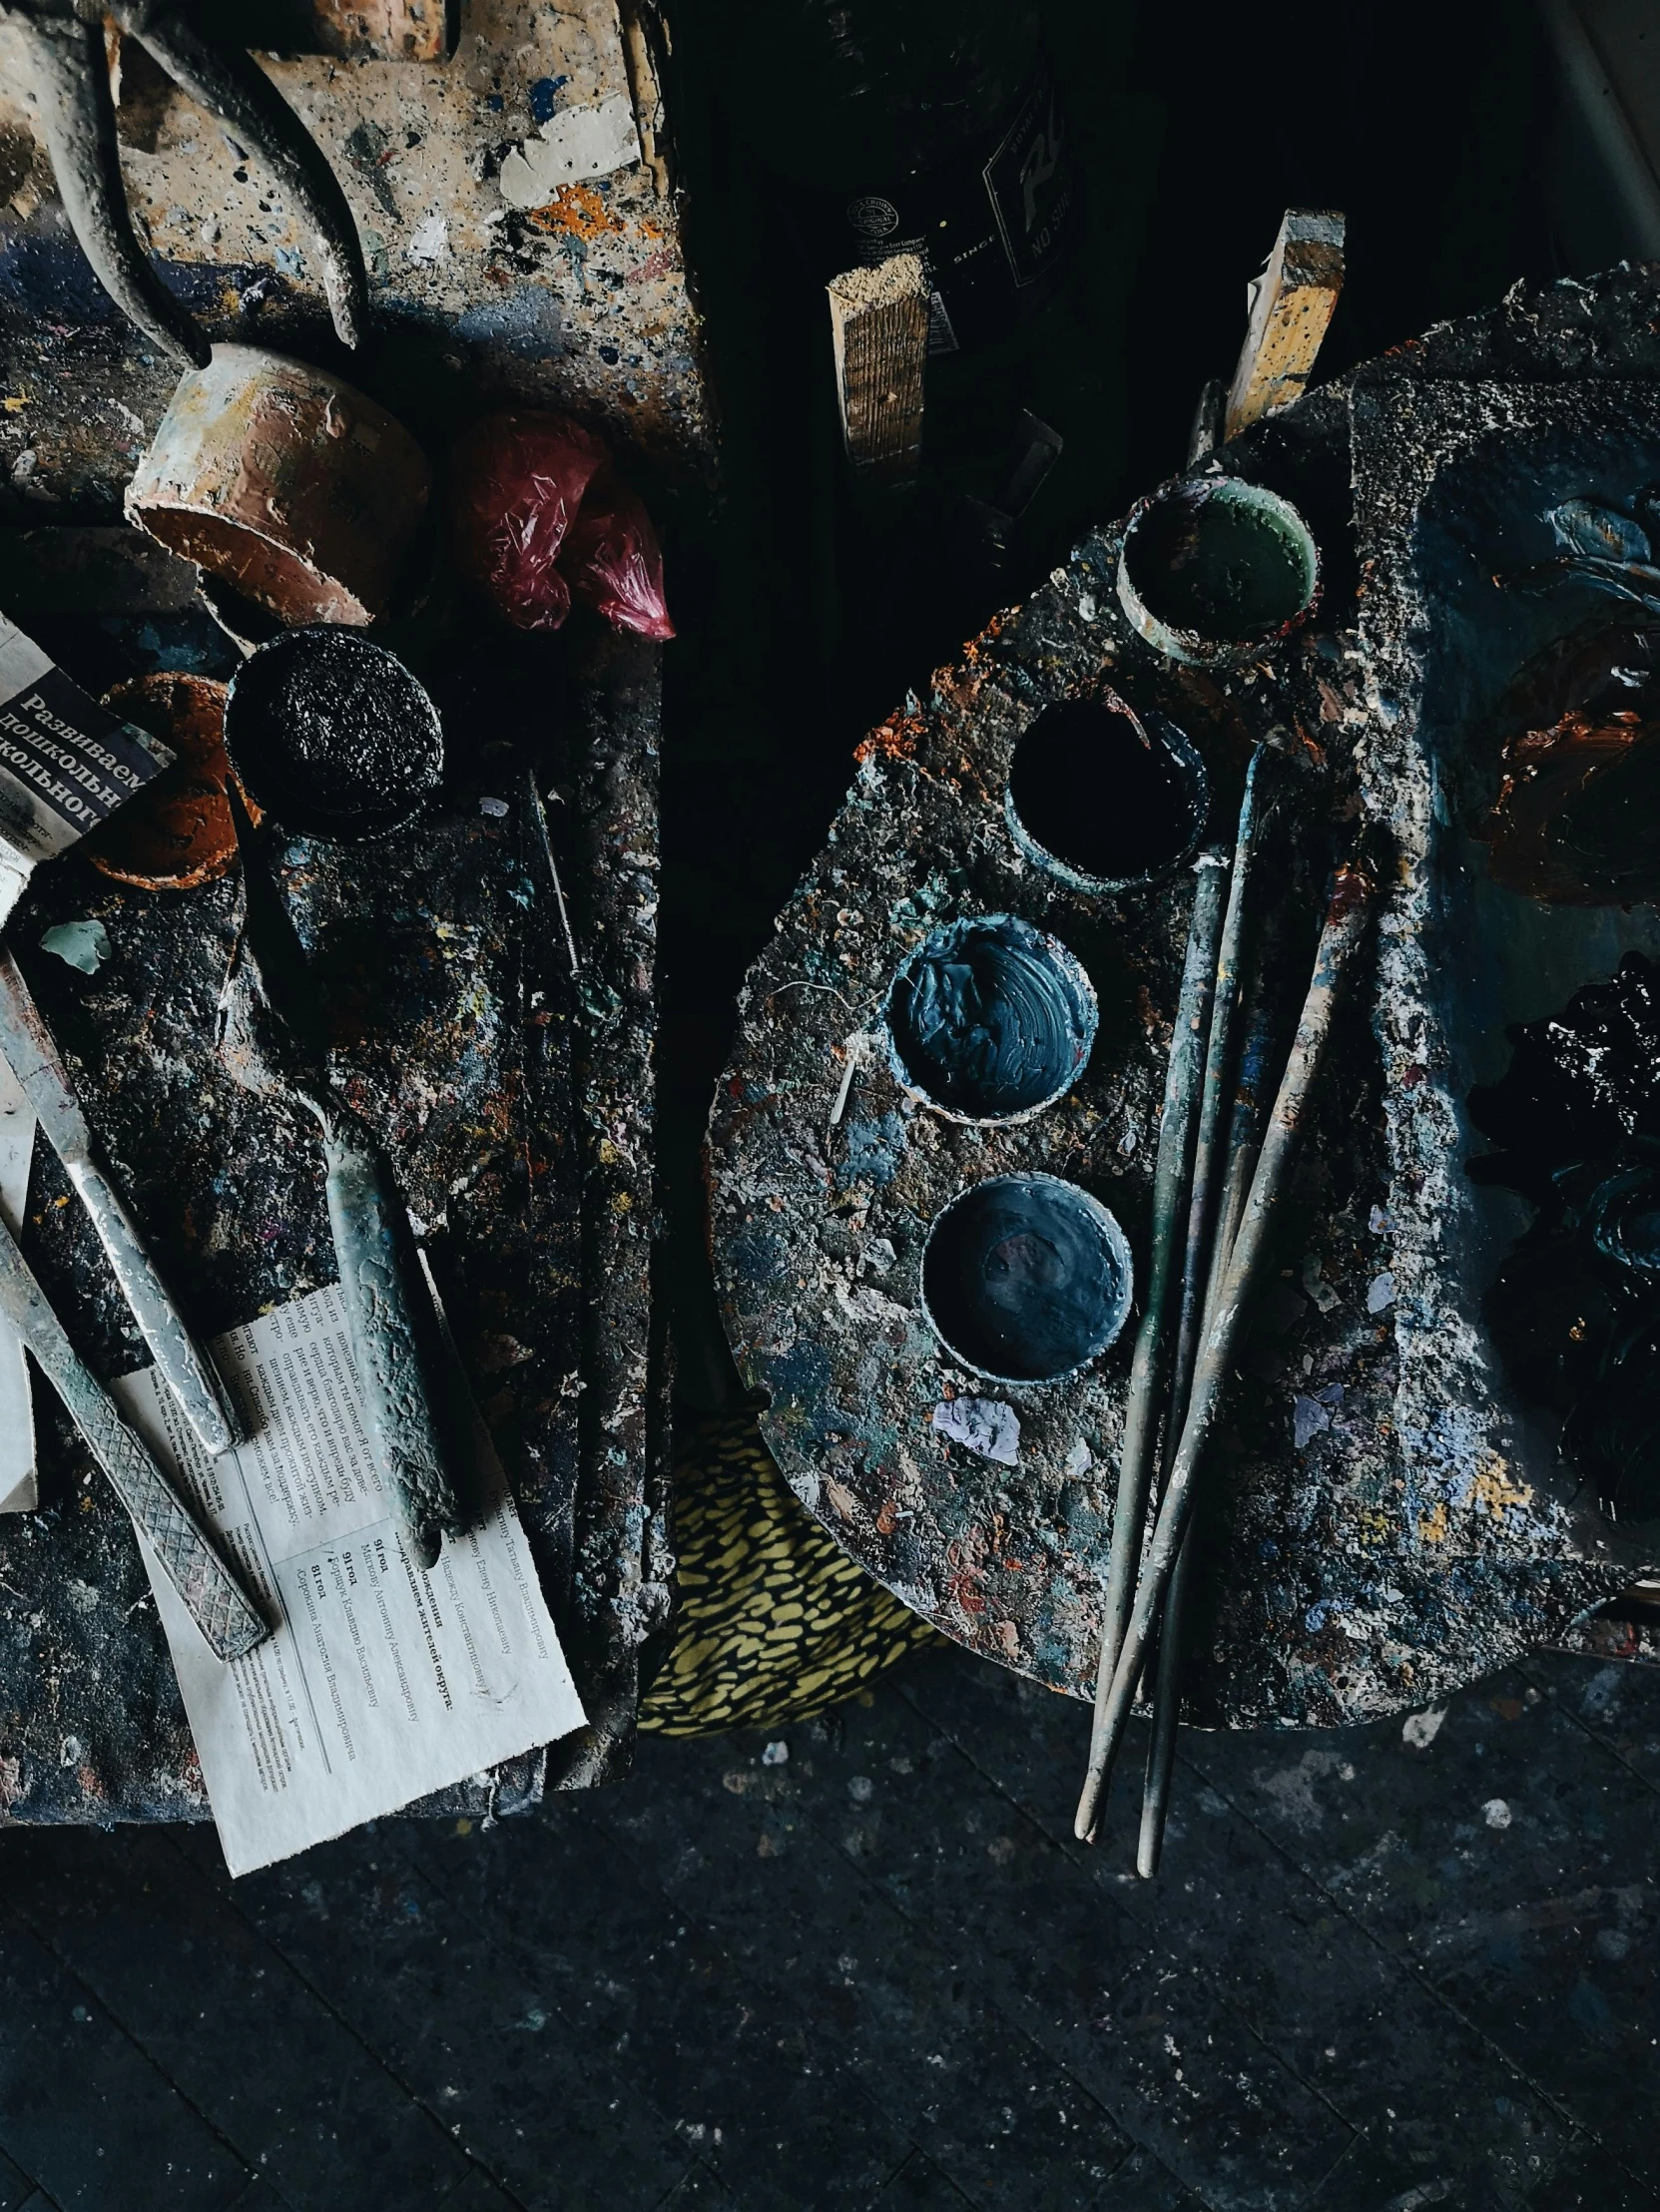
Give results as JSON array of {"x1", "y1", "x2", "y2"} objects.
[{"x1": 1117, "y1": 475, "x2": 1320, "y2": 669}]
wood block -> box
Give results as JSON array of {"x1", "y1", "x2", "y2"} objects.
[
  {"x1": 1224, "y1": 209, "x2": 1346, "y2": 440},
  {"x1": 827, "y1": 254, "x2": 929, "y2": 485}
]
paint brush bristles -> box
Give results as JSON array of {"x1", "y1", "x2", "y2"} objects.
[
  {"x1": 1079, "y1": 850, "x2": 1227, "y2": 1834},
  {"x1": 1077, "y1": 866, "x2": 1374, "y2": 1820}
]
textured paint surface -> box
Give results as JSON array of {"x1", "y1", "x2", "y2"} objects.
[
  {"x1": 711, "y1": 269, "x2": 1660, "y2": 1728},
  {"x1": 0, "y1": 0, "x2": 713, "y2": 511},
  {"x1": 0, "y1": 616, "x2": 666, "y2": 1823},
  {"x1": 884, "y1": 912, "x2": 1095, "y2": 1123}
]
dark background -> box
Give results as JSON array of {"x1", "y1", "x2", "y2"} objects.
[{"x1": 8, "y1": 4, "x2": 1660, "y2": 2207}]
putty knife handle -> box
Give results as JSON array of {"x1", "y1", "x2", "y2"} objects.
[
  {"x1": 65, "y1": 1156, "x2": 244, "y2": 1457},
  {"x1": 0, "y1": 1211, "x2": 267, "y2": 1662},
  {"x1": 321, "y1": 1124, "x2": 458, "y2": 1571}
]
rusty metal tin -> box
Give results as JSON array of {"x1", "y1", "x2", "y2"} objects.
[
  {"x1": 125, "y1": 345, "x2": 431, "y2": 629},
  {"x1": 89, "y1": 673, "x2": 256, "y2": 890}
]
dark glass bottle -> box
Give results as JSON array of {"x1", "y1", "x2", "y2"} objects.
[{"x1": 732, "y1": 0, "x2": 1074, "y2": 355}]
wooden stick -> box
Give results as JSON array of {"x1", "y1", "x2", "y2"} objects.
[
  {"x1": 1223, "y1": 210, "x2": 1346, "y2": 441},
  {"x1": 827, "y1": 254, "x2": 929, "y2": 486},
  {"x1": 1082, "y1": 851, "x2": 1226, "y2": 1816},
  {"x1": 1077, "y1": 865, "x2": 1373, "y2": 1839}
]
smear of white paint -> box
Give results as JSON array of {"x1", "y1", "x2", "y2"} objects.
[
  {"x1": 931, "y1": 1395, "x2": 1020, "y2": 1466},
  {"x1": 406, "y1": 214, "x2": 450, "y2": 265},
  {"x1": 1401, "y1": 1705, "x2": 1446, "y2": 1749},
  {"x1": 1482, "y1": 1797, "x2": 1513, "y2": 1829},
  {"x1": 498, "y1": 94, "x2": 641, "y2": 208}
]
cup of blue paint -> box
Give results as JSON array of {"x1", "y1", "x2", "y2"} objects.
[
  {"x1": 882, "y1": 914, "x2": 1097, "y2": 1126},
  {"x1": 920, "y1": 1173, "x2": 1134, "y2": 1386}
]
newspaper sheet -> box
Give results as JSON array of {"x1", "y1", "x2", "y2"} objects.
[{"x1": 113, "y1": 1284, "x2": 585, "y2": 1877}]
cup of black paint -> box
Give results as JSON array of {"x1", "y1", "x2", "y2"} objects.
[
  {"x1": 1006, "y1": 691, "x2": 1208, "y2": 895},
  {"x1": 1117, "y1": 475, "x2": 1320, "y2": 669},
  {"x1": 223, "y1": 628, "x2": 444, "y2": 842}
]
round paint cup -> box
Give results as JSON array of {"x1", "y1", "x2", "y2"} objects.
[
  {"x1": 1117, "y1": 475, "x2": 1320, "y2": 669},
  {"x1": 920, "y1": 1173, "x2": 1134, "y2": 1386},
  {"x1": 883, "y1": 914, "x2": 1097, "y2": 1126},
  {"x1": 223, "y1": 628, "x2": 445, "y2": 843},
  {"x1": 1006, "y1": 690, "x2": 1209, "y2": 895}
]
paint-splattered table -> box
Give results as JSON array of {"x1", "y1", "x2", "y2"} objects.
[
  {"x1": 711, "y1": 267, "x2": 1660, "y2": 1731},
  {"x1": 0, "y1": 0, "x2": 704, "y2": 1821}
]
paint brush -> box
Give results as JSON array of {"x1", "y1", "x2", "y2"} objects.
[
  {"x1": 1080, "y1": 864, "x2": 1374, "y2": 1831},
  {"x1": 1077, "y1": 751, "x2": 1272, "y2": 1846},
  {"x1": 1079, "y1": 847, "x2": 1227, "y2": 1839},
  {"x1": 1135, "y1": 885, "x2": 1292, "y2": 1878}
]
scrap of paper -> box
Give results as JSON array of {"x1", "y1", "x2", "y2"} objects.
[
  {"x1": 0, "y1": 1051, "x2": 34, "y2": 1511},
  {"x1": 115, "y1": 1284, "x2": 585, "y2": 1877}
]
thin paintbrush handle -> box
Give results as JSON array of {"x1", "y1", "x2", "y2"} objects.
[
  {"x1": 0, "y1": 1209, "x2": 267, "y2": 1662},
  {"x1": 1135, "y1": 909, "x2": 1290, "y2": 1878},
  {"x1": 1080, "y1": 866, "x2": 1373, "y2": 1837},
  {"x1": 1085, "y1": 851, "x2": 1226, "y2": 1773},
  {"x1": 1078, "y1": 752, "x2": 1268, "y2": 1846},
  {"x1": 322, "y1": 1123, "x2": 460, "y2": 1572}
]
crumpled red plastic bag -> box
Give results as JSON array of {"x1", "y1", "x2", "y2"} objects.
[
  {"x1": 449, "y1": 411, "x2": 608, "y2": 631},
  {"x1": 560, "y1": 476, "x2": 676, "y2": 641}
]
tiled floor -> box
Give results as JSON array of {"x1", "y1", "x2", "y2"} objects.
[{"x1": 2, "y1": 1639, "x2": 1657, "y2": 2210}]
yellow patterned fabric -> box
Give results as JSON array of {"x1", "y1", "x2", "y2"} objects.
[{"x1": 638, "y1": 1410, "x2": 936, "y2": 1737}]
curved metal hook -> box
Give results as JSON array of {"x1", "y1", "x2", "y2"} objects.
[
  {"x1": 114, "y1": 0, "x2": 368, "y2": 350},
  {"x1": 16, "y1": 12, "x2": 211, "y2": 368}
]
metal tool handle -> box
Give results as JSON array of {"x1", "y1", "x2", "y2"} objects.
[
  {"x1": 64, "y1": 1156, "x2": 244, "y2": 1457},
  {"x1": 0, "y1": 1212, "x2": 267, "y2": 1662},
  {"x1": 322, "y1": 1124, "x2": 459, "y2": 1572}
]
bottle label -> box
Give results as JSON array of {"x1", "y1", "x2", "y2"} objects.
[{"x1": 982, "y1": 69, "x2": 1071, "y2": 289}]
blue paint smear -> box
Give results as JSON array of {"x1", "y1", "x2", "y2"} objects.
[
  {"x1": 529, "y1": 76, "x2": 569, "y2": 123},
  {"x1": 836, "y1": 1112, "x2": 905, "y2": 1190},
  {"x1": 728, "y1": 1228, "x2": 787, "y2": 1285},
  {"x1": 0, "y1": 236, "x2": 280, "y2": 321},
  {"x1": 452, "y1": 285, "x2": 565, "y2": 362}
]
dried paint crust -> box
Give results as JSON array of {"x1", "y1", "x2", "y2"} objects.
[
  {"x1": 0, "y1": 616, "x2": 664, "y2": 1826},
  {"x1": 710, "y1": 268, "x2": 1660, "y2": 1732}
]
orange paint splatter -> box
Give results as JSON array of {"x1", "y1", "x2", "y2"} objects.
[{"x1": 525, "y1": 184, "x2": 623, "y2": 241}]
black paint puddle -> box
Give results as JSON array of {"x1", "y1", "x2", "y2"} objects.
[
  {"x1": 921, "y1": 1173, "x2": 1132, "y2": 1385},
  {"x1": 884, "y1": 914, "x2": 1095, "y2": 1122},
  {"x1": 1006, "y1": 692, "x2": 1208, "y2": 894},
  {"x1": 1470, "y1": 951, "x2": 1660, "y2": 1519},
  {"x1": 225, "y1": 628, "x2": 444, "y2": 841}
]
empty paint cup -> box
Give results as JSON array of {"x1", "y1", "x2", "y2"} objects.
[
  {"x1": 883, "y1": 914, "x2": 1097, "y2": 1125},
  {"x1": 223, "y1": 628, "x2": 445, "y2": 843},
  {"x1": 1006, "y1": 691, "x2": 1209, "y2": 895},
  {"x1": 1117, "y1": 475, "x2": 1320, "y2": 668},
  {"x1": 921, "y1": 1173, "x2": 1133, "y2": 1385}
]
